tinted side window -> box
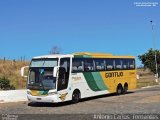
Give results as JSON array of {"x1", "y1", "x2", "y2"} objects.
[
  {"x1": 106, "y1": 59, "x2": 114, "y2": 70},
  {"x1": 122, "y1": 59, "x2": 129, "y2": 69},
  {"x1": 115, "y1": 59, "x2": 122, "y2": 70},
  {"x1": 128, "y1": 59, "x2": 135, "y2": 69},
  {"x1": 95, "y1": 59, "x2": 106, "y2": 71},
  {"x1": 122, "y1": 59, "x2": 135, "y2": 70},
  {"x1": 84, "y1": 59, "x2": 94, "y2": 71},
  {"x1": 72, "y1": 59, "x2": 84, "y2": 72}
]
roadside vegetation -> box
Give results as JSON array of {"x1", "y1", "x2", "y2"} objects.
[
  {"x1": 0, "y1": 59, "x2": 29, "y2": 90},
  {"x1": 137, "y1": 68, "x2": 159, "y2": 88},
  {"x1": 138, "y1": 48, "x2": 160, "y2": 88},
  {"x1": 138, "y1": 48, "x2": 160, "y2": 78}
]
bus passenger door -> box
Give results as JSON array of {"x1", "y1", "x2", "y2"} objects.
[{"x1": 57, "y1": 58, "x2": 70, "y2": 91}]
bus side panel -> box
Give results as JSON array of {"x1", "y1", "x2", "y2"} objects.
[
  {"x1": 100, "y1": 72, "x2": 116, "y2": 93},
  {"x1": 118, "y1": 70, "x2": 137, "y2": 90},
  {"x1": 70, "y1": 73, "x2": 110, "y2": 99},
  {"x1": 69, "y1": 70, "x2": 136, "y2": 100},
  {"x1": 100, "y1": 70, "x2": 137, "y2": 93},
  {"x1": 70, "y1": 73, "x2": 95, "y2": 98},
  {"x1": 127, "y1": 70, "x2": 137, "y2": 90}
]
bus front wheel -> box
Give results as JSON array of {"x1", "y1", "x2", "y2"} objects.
[{"x1": 72, "y1": 90, "x2": 80, "y2": 104}]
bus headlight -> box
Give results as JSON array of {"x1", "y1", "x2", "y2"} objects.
[{"x1": 27, "y1": 91, "x2": 31, "y2": 95}]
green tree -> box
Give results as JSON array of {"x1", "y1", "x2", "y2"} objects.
[{"x1": 138, "y1": 48, "x2": 160, "y2": 77}]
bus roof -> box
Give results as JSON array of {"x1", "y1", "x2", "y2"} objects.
[
  {"x1": 74, "y1": 52, "x2": 112, "y2": 56},
  {"x1": 73, "y1": 52, "x2": 135, "y2": 59},
  {"x1": 32, "y1": 52, "x2": 135, "y2": 59},
  {"x1": 32, "y1": 54, "x2": 73, "y2": 59}
]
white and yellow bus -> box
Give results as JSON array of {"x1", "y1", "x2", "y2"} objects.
[{"x1": 21, "y1": 52, "x2": 137, "y2": 103}]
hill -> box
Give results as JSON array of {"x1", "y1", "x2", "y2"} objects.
[{"x1": 0, "y1": 59, "x2": 29, "y2": 89}]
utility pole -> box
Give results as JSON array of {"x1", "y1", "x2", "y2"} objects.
[{"x1": 150, "y1": 20, "x2": 158, "y2": 83}]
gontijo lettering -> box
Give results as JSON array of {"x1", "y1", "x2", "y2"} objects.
[{"x1": 105, "y1": 72, "x2": 123, "y2": 78}]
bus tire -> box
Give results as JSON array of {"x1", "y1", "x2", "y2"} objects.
[
  {"x1": 116, "y1": 84, "x2": 123, "y2": 95},
  {"x1": 72, "y1": 90, "x2": 80, "y2": 104},
  {"x1": 123, "y1": 83, "x2": 128, "y2": 94}
]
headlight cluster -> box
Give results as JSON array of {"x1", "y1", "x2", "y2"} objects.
[{"x1": 27, "y1": 91, "x2": 31, "y2": 95}]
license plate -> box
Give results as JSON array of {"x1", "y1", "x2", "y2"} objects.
[{"x1": 36, "y1": 98, "x2": 41, "y2": 100}]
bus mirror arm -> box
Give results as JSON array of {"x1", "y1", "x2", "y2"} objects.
[
  {"x1": 53, "y1": 66, "x2": 59, "y2": 77},
  {"x1": 21, "y1": 66, "x2": 29, "y2": 78}
]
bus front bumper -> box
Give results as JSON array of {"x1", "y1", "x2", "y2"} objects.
[{"x1": 27, "y1": 94, "x2": 59, "y2": 103}]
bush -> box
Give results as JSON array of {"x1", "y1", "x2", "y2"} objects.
[
  {"x1": 138, "y1": 48, "x2": 160, "y2": 78},
  {"x1": 0, "y1": 77, "x2": 15, "y2": 90}
]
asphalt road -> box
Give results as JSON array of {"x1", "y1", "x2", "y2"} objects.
[{"x1": 0, "y1": 85, "x2": 160, "y2": 120}]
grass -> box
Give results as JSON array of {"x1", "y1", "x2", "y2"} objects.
[
  {"x1": 137, "y1": 81, "x2": 158, "y2": 88},
  {"x1": 137, "y1": 68, "x2": 159, "y2": 88},
  {"x1": 0, "y1": 60, "x2": 29, "y2": 89}
]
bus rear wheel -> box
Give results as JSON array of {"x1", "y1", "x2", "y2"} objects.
[
  {"x1": 72, "y1": 90, "x2": 80, "y2": 104},
  {"x1": 116, "y1": 84, "x2": 123, "y2": 95},
  {"x1": 123, "y1": 84, "x2": 128, "y2": 94}
]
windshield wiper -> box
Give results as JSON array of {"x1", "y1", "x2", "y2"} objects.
[{"x1": 42, "y1": 60, "x2": 45, "y2": 67}]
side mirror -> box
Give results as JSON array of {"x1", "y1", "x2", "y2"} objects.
[
  {"x1": 21, "y1": 66, "x2": 29, "y2": 78},
  {"x1": 53, "y1": 66, "x2": 59, "y2": 77}
]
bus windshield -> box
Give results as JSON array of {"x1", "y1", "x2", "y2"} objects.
[
  {"x1": 30, "y1": 58, "x2": 58, "y2": 67},
  {"x1": 28, "y1": 59, "x2": 58, "y2": 90}
]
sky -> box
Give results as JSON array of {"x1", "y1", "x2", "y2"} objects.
[{"x1": 0, "y1": 0, "x2": 160, "y2": 66}]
